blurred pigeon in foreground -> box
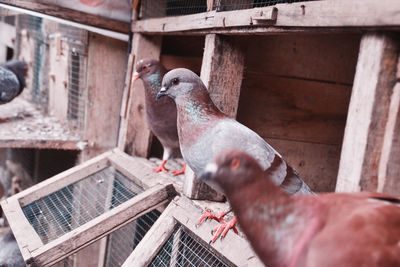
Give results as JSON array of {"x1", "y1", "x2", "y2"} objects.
[
  {"x1": 0, "y1": 60, "x2": 28, "y2": 122},
  {"x1": 201, "y1": 150, "x2": 400, "y2": 267},
  {"x1": 157, "y1": 68, "x2": 312, "y2": 242},
  {"x1": 133, "y1": 59, "x2": 185, "y2": 175},
  {"x1": 0, "y1": 230, "x2": 25, "y2": 266}
]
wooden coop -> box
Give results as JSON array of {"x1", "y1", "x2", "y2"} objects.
[{"x1": 0, "y1": 0, "x2": 400, "y2": 266}]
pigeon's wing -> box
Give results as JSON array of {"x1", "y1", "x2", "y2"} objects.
[{"x1": 0, "y1": 66, "x2": 20, "y2": 104}]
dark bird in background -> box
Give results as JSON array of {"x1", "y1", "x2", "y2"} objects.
[
  {"x1": 201, "y1": 150, "x2": 400, "y2": 267},
  {"x1": 157, "y1": 68, "x2": 312, "y2": 242},
  {"x1": 0, "y1": 60, "x2": 28, "y2": 122},
  {"x1": 133, "y1": 59, "x2": 186, "y2": 175},
  {"x1": 0, "y1": 230, "x2": 25, "y2": 266}
]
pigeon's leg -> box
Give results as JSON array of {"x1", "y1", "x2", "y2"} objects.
[
  {"x1": 153, "y1": 160, "x2": 169, "y2": 173},
  {"x1": 210, "y1": 217, "x2": 238, "y2": 243},
  {"x1": 0, "y1": 118, "x2": 9, "y2": 123},
  {"x1": 171, "y1": 163, "x2": 186, "y2": 176},
  {"x1": 195, "y1": 207, "x2": 232, "y2": 227}
]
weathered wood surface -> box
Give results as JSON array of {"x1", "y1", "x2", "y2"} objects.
[
  {"x1": 118, "y1": 34, "x2": 162, "y2": 157},
  {"x1": 336, "y1": 33, "x2": 398, "y2": 193},
  {"x1": 0, "y1": 0, "x2": 130, "y2": 33},
  {"x1": 133, "y1": 0, "x2": 400, "y2": 34},
  {"x1": 82, "y1": 33, "x2": 127, "y2": 161}
]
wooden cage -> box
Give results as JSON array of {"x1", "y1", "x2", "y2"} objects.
[{"x1": 1, "y1": 0, "x2": 400, "y2": 266}]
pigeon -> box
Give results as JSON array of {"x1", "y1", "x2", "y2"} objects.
[
  {"x1": 133, "y1": 59, "x2": 185, "y2": 175},
  {"x1": 0, "y1": 60, "x2": 28, "y2": 122},
  {"x1": 0, "y1": 230, "x2": 25, "y2": 266},
  {"x1": 200, "y1": 150, "x2": 400, "y2": 267},
  {"x1": 156, "y1": 68, "x2": 312, "y2": 242}
]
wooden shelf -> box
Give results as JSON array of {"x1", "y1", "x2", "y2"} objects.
[{"x1": 0, "y1": 98, "x2": 83, "y2": 150}]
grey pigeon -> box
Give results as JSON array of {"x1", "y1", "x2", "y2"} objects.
[
  {"x1": 156, "y1": 68, "x2": 312, "y2": 241},
  {"x1": 133, "y1": 59, "x2": 185, "y2": 175},
  {"x1": 0, "y1": 230, "x2": 25, "y2": 266},
  {"x1": 200, "y1": 150, "x2": 400, "y2": 267},
  {"x1": 0, "y1": 60, "x2": 28, "y2": 122}
]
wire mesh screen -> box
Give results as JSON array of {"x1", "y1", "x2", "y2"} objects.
[
  {"x1": 105, "y1": 209, "x2": 161, "y2": 266},
  {"x1": 140, "y1": 0, "x2": 207, "y2": 19},
  {"x1": 214, "y1": 0, "x2": 322, "y2": 11},
  {"x1": 53, "y1": 209, "x2": 161, "y2": 267},
  {"x1": 149, "y1": 225, "x2": 231, "y2": 267},
  {"x1": 22, "y1": 167, "x2": 143, "y2": 244},
  {"x1": 59, "y1": 24, "x2": 89, "y2": 129}
]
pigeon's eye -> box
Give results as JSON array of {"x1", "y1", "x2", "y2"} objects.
[
  {"x1": 171, "y1": 78, "x2": 179, "y2": 86},
  {"x1": 142, "y1": 65, "x2": 149, "y2": 71},
  {"x1": 230, "y1": 158, "x2": 240, "y2": 170}
]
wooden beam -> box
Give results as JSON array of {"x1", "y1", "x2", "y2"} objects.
[
  {"x1": 118, "y1": 33, "x2": 162, "y2": 157},
  {"x1": 0, "y1": 0, "x2": 129, "y2": 33},
  {"x1": 336, "y1": 33, "x2": 398, "y2": 193},
  {"x1": 132, "y1": 0, "x2": 400, "y2": 34},
  {"x1": 183, "y1": 34, "x2": 244, "y2": 200}
]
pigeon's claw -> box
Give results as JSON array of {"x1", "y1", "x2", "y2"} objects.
[
  {"x1": 171, "y1": 163, "x2": 186, "y2": 176},
  {"x1": 0, "y1": 118, "x2": 9, "y2": 123},
  {"x1": 210, "y1": 217, "x2": 238, "y2": 243},
  {"x1": 196, "y1": 209, "x2": 219, "y2": 227},
  {"x1": 153, "y1": 160, "x2": 169, "y2": 173}
]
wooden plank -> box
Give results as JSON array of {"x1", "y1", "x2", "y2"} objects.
[
  {"x1": 0, "y1": 21, "x2": 16, "y2": 47},
  {"x1": 118, "y1": 33, "x2": 162, "y2": 157},
  {"x1": 244, "y1": 34, "x2": 360, "y2": 85},
  {"x1": 0, "y1": 199, "x2": 43, "y2": 265},
  {"x1": 81, "y1": 33, "x2": 127, "y2": 161},
  {"x1": 5, "y1": 151, "x2": 112, "y2": 206},
  {"x1": 171, "y1": 196, "x2": 263, "y2": 267},
  {"x1": 132, "y1": 0, "x2": 400, "y2": 34},
  {"x1": 0, "y1": 0, "x2": 130, "y2": 33},
  {"x1": 336, "y1": 33, "x2": 398, "y2": 193},
  {"x1": 237, "y1": 75, "x2": 352, "y2": 145},
  {"x1": 121, "y1": 201, "x2": 178, "y2": 267},
  {"x1": 183, "y1": 34, "x2": 244, "y2": 201},
  {"x1": 31, "y1": 183, "x2": 174, "y2": 266}
]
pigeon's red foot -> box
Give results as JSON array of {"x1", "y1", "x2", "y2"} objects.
[
  {"x1": 0, "y1": 118, "x2": 9, "y2": 123},
  {"x1": 171, "y1": 163, "x2": 186, "y2": 176},
  {"x1": 195, "y1": 209, "x2": 221, "y2": 227},
  {"x1": 210, "y1": 217, "x2": 238, "y2": 243},
  {"x1": 153, "y1": 160, "x2": 169, "y2": 173}
]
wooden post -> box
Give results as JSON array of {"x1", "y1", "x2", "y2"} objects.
[
  {"x1": 183, "y1": 34, "x2": 244, "y2": 200},
  {"x1": 336, "y1": 33, "x2": 398, "y2": 193},
  {"x1": 117, "y1": 33, "x2": 162, "y2": 157}
]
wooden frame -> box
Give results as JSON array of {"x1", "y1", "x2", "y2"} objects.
[
  {"x1": 123, "y1": 196, "x2": 263, "y2": 267},
  {"x1": 1, "y1": 149, "x2": 177, "y2": 266},
  {"x1": 133, "y1": 0, "x2": 400, "y2": 35}
]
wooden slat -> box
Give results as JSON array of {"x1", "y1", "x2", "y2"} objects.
[
  {"x1": 0, "y1": 21, "x2": 16, "y2": 47},
  {"x1": 6, "y1": 151, "x2": 112, "y2": 206},
  {"x1": 183, "y1": 34, "x2": 244, "y2": 201},
  {"x1": 1, "y1": 199, "x2": 43, "y2": 264},
  {"x1": 121, "y1": 201, "x2": 178, "y2": 267},
  {"x1": 132, "y1": 0, "x2": 400, "y2": 34},
  {"x1": 117, "y1": 33, "x2": 162, "y2": 157},
  {"x1": 336, "y1": 33, "x2": 398, "y2": 193},
  {"x1": 82, "y1": 33, "x2": 127, "y2": 161},
  {"x1": 0, "y1": 0, "x2": 129, "y2": 33},
  {"x1": 31, "y1": 183, "x2": 174, "y2": 266}
]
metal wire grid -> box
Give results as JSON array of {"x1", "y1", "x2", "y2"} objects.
[
  {"x1": 17, "y1": 14, "x2": 49, "y2": 108},
  {"x1": 140, "y1": 0, "x2": 207, "y2": 19},
  {"x1": 22, "y1": 167, "x2": 143, "y2": 244},
  {"x1": 105, "y1": 209, "x2": 161, "y2": 266},
  {"x1": 214, "y1": 0, "x2": 322, "y2": 11},
  {"x1": 149, "y1": 225, "x2": 231, "y2": 267}
]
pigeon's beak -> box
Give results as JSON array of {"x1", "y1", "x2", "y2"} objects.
[
  {"x1": 199, "y1": 162, "x2": 218, "y2": 182},
  {"x1": 132, "y1": 72, "x2": 140, "y2": 82},
  {"x1": 156, "y1": 87, "x2": 168, "y2": 100}
]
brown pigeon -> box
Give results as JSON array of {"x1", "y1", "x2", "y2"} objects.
[
  {"x1": 200, "y1": 150, "x2": 400, "y2": 267},
  {"x1": 156, "y1": 68, "x2": 312, "y2": 242},
  {"x1": 0, "y1": 60, "x2": 28, "y2": 122},
  {"x1": 133, "y1": 59, "x2": 185, "y2": 175}
]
